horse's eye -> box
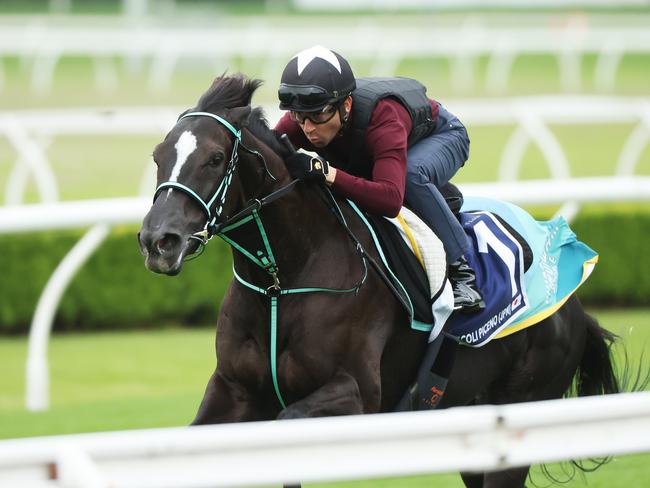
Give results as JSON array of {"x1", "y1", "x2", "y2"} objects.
[{"x1": 211, "y1": 152, "x2": 225, "y2": 165}]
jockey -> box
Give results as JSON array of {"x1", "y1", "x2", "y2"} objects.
[{"x1": 274, "y1": 45, "x2": 484, "y2": 313}]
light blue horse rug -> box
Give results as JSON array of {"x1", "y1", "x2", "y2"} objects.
[
  {"x1": 445, "y1": 197, "x2": 598, "y2": 346},
  {"x1": 369, "y1": 196, "x2": 598, "y2": 347}
]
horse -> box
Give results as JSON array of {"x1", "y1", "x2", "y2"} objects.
[{"x1": 138, "y1": 74, "x2": 623, "y2": 488}]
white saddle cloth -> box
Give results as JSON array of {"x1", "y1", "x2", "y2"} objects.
[{"x1": 385, "y1": 207, "x2": 454, "y2": 341}]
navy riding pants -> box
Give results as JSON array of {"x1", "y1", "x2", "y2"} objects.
[{"x1": 404, "y1": 104, "x2": 470, "y2": 265}]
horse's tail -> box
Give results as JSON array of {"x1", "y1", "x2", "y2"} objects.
[
  {"x1": 575, "y1": 311, "x2": 620, "y2": 397},
  {"x1": 576, "y1": 310, "x2": 650, "y2": 397},
  {"x1": 541, "y1": 308, "x2": 650, "y2": 484}
]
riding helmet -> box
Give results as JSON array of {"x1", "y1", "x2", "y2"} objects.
[{"x1": 278, "y1": 45, "x2": 356, "y2": 112}]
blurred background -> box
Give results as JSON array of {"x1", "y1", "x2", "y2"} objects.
[{"x1": 1, "y1": 1, "x2": 649, "y2": 486}]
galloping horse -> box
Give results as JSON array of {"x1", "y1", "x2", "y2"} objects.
[{"x1": 138, "y1": 74, "x2": 621, "y2": 487}]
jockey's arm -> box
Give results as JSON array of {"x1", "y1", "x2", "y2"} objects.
[
  {"x1": 273, "y1": 100, "x2": 410, "y2": 217},
  {"x1": 330, "y1": 99, "x2": 411, "y2": 217}
]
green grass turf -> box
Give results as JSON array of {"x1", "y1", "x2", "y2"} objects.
[{"x1": 0, "y1": 308, "x2": 649, "y2": 486}]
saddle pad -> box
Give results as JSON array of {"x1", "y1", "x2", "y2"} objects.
[
  {"x1": 364, "y1": 210, "x2": 453, "y2": 339},
  {"x1": 385, "y1": 207, "x2": 448, "y2": 299},
  {"x1": 446, "y1": 197, "x2": 599, "y2": 347}
]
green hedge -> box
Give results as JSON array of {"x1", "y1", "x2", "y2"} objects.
[
  {"x1": 1, "y1": 227, "x2": 233, "y2": 334},
  {"x1": 571, "y1": 212, "x2": 650, "y2": 306},
  {"x1": 1, "y1": 211, "x2": 648, "y2": 334}
]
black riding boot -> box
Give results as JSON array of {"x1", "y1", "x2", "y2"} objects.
[{"x1": 449, "y1": 255, "x2": 485, "y2": 313}]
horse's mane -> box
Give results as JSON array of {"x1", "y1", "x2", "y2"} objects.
[
  {"x1": 248, "y1": 107, "x2": 290, "y2": 157},
  {"x1": 197, "y1": 73, "x2": 259, "y2": 112},
  {"x1": 196, "y1": 73, "x2": 289, "y2": 157}
]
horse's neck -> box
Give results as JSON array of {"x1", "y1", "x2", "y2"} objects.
[{"x1": 232, "y1": 137, "x2": 354, "y2": 287}]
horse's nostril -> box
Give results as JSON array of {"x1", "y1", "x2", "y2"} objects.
[{"x1": 155, "y1": 233, "x2": 181, "y2": 255}]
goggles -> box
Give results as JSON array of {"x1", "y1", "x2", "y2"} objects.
[
  {"x1": 289, "y1": 105, "x2": 338, "y2": 125},
  {"x1": 278, "y1": 84, "x2": 334, "y2": 110}
]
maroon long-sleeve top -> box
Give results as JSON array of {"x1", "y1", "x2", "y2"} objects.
[{"x1": 274, "y1": 99, "x2": 439, "y2": 217}]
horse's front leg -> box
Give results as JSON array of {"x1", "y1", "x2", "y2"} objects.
[
  {"x1": 191, "y1": 369, "x2": 260, "y2": 425},
  {"x1": 277, "y1": 369, "x2": 366, "y2": 419}
]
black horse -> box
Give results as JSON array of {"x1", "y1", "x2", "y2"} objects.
[{"x1": 138, "y1": 74, "x2": 622, "y2": 488}]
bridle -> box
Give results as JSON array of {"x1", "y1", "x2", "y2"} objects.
[{"x1": 153, "y1": 111, "x2": 280, "y2": 248}]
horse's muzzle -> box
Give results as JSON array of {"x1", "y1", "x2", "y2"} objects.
[{"x1": 138, "y1": 227, "x2": 187, "y2": 275}]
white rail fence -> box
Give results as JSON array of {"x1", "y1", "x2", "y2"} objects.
[
  {"x1": 3, "y1": 96, "x2": 650, "y2": 207},
  {"x1": 2, "y1": 392, "x2": 650, "y2": 487},
  {"x1": 2, "y1": 18, "x2": 650, "y2": 94},
  {"x1": 295, "y1": 0, "x2": 650, "y2": 8},
  {"x1": 2, "y1": 96, "x2": 650, "y2": 412}
]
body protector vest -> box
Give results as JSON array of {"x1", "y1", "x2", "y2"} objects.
[{"x1": 318, "y1": 77, "x2": 436, "y2": 179}]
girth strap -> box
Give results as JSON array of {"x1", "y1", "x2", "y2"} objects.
[{"x1": 233, "y1": 264, "x2": 368, "y2": 408}]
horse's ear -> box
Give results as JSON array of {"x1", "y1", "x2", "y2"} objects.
[{"x1": 228, "y1": 106, "x2": 252, "y2": 129}]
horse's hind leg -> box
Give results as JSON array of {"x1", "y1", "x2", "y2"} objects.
[
  {"x1": 460, "y1": 467, "x2": 529, "y2": 488},
  {"x1": 483, "y1": 467, "x2": 530, "y2": 488},
  {"x1": 460, "y1": 472, "x2": 484, "y2": 488},
  {"x1": 473, "y1": 298, "x2": 588, "y2": 487}
]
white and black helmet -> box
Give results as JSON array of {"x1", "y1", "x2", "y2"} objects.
[{"x1": 278, "y1": 45, "x2": 356, "y2": 112}]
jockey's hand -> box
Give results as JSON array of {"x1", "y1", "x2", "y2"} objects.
[{"x1": 285, "y1": 152, "x2": 330, "y2": 182}]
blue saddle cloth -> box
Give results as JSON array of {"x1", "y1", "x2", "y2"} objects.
[{"x1": 445, "y1": 197, "x2": 598, "y2": 346}]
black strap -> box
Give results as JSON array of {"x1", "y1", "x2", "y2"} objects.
[
  {"x1": 394, "y1": 332, "x2": 459, "y2": 412},
  {"x1": 213, "y1": 180, "x2": 300, "y2": 234},
  {"x1": 314, "y1": 184, "x2": 414, "y2": 316}
]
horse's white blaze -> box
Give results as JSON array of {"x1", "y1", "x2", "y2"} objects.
[{"x1": 166, "y1": 130, "x2": 198, "y2": 198}]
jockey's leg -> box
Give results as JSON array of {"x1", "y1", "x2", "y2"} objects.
[
  {"x1": 405, "y1": 105, "x2": 484, "y2": 312},
  {"x1": 404, "y1": 104, "x2": 470, "y2": 264}
]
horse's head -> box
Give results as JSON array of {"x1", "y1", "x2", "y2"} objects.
[{"x1": 138, "y1": 75, "x2": 281, "y2": 275}]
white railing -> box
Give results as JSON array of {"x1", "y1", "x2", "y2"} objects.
[
  {"x1": 2, "y1": 97, "x2": 650, "y2": 411},
  {"x1": 295, "y1": 0, "x2": 650, "y2": 8},
  {"x1": 3, "y1": 177, "x2": 650, "y2": 235},
  {"x1": 1, "y1": 392, "x2": 650, "y2": 487},
  {"x1": 2, "y1": 17, "x2": 650, "y2": 94},
  {"x1": 4, "y1": 97, "x2": 649, "y2": 207},
  {"x1": 0, "y1": 107, "x2": 178, "y2": 206}
]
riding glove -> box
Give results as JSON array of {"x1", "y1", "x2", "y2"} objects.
[{"x1": 285, "y1": 152, "x2": 330, "y2": 182}]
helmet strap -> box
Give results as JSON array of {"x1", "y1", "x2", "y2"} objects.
[{"x1": 337, "y1": 99, "x2": 351, "y2": 136}]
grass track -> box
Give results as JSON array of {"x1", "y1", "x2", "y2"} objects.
[{"x1": 1, "y1": 308, "x2": 649, "y2": 486}]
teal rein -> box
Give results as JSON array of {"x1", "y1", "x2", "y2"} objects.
[{"x1": 219, "y1": 207, "x2": 369, "y2": 408}]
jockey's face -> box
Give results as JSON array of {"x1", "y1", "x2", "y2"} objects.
[{"x1": 295, "y1": 96, "x2": 352, "y2": 148}]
